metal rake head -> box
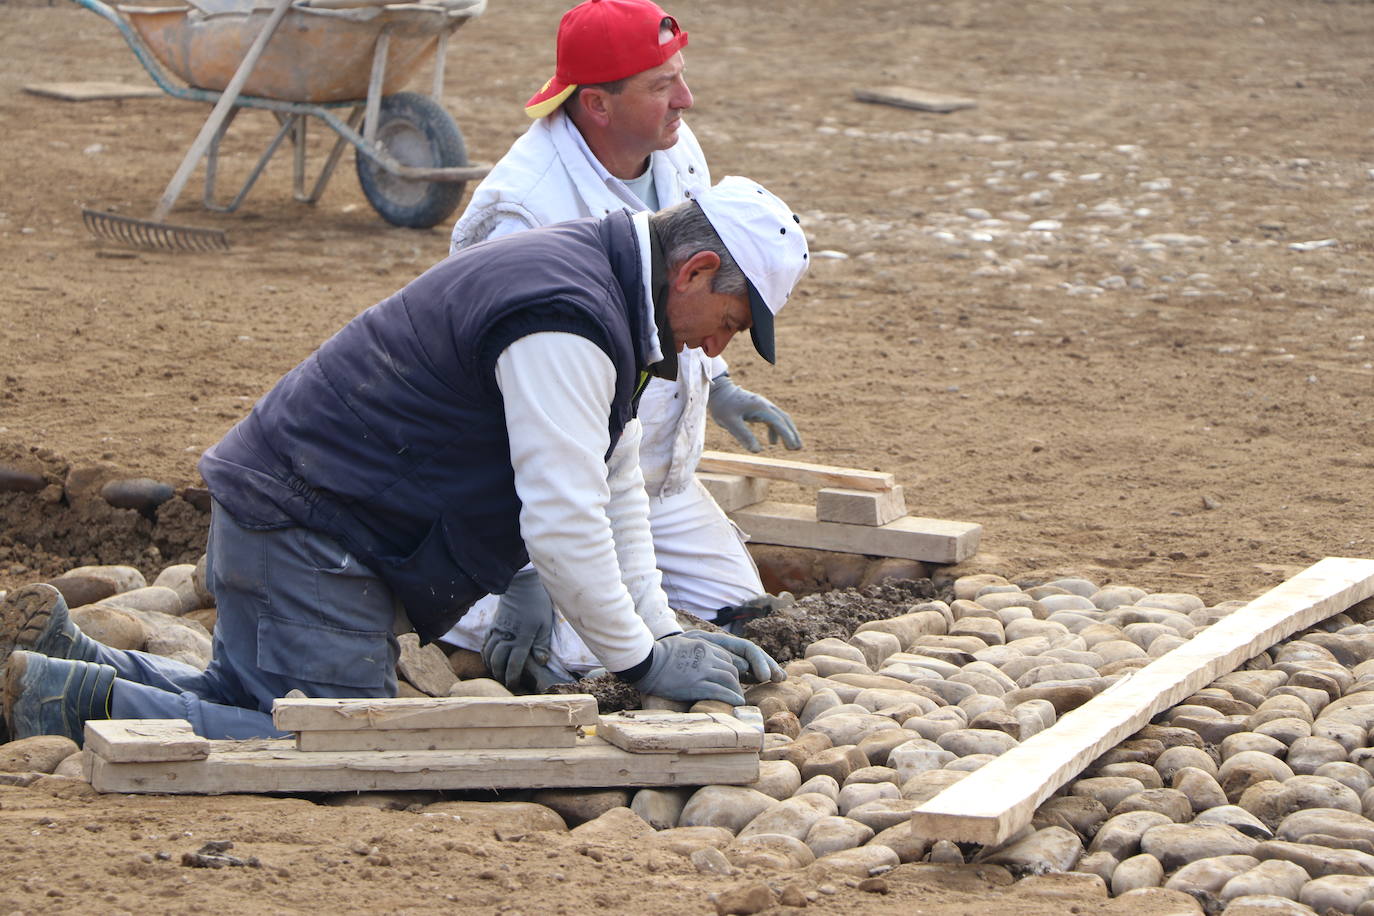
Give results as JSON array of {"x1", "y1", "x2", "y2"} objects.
[{"x1": 82, "y1": 207, "x2": 229, "y2": 253}]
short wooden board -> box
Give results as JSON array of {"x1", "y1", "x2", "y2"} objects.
[
  {"x1": 910, "y1": 557, "x2": 1374, "y2": 846},
  {"x1": 23, "y1": 81, "x2": 163, "y2": 101},
  {"x1": 296, "y1": 724, "x2": 580, "y2": 752},
  {"x1": 853, "y1": 86, "x2": 976, "y2": 113},
  {"x1": 84, "y1": 719, "x2": 209, "y2": 763},
  {"x1": 272, "y1": 694, "x2": 598, "y2": 732},
  {"x1": 816, "y1": 485, "x2": 907, "y2": 526},
  {"x1": 696, "y1": 472, "x2": 770, "y2": 512},
  {"x1": 88, "y1": 732, "x2": 759, "y2": 794},
  {"x1": 697, "y1": 451, "x2": 895, "y2": 492},
  {"x1": 731, "y1": 500, "x2": 981, "y2": 564},
  {"x1": 597, "y1": 710, "x2": 763, "y2": 754}
]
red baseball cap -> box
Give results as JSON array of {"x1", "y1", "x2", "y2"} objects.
[{"x1": 524, "y1": 0, "x2": 688, "y2": 119}]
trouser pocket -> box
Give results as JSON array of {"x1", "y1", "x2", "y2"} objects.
[{"x1": 257, "y1": 612, "x2": 393, "y2": 690}]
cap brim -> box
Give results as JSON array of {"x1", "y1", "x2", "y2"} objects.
[
  {"x1": 747, "y1": 283, "x2": 776, "y2": 364},
  {"x1": 524, "y1": 80, "x2": 576, "y2": 119}
]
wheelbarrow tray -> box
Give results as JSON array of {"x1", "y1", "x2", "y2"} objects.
[{"x1": 119, "y1": 0, "x2": 461, "y2": 103}]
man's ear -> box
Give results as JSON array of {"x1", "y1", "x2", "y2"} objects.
[
  {"x1": 670, "y1": 250, "x2": 721, "y2": 292},
  {"x1": 574, "y1": 87, "x2": 614, "y2": 128}
]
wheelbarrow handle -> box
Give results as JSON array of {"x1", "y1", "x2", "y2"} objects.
[
  {"x1": 151, "y1": 0, "x2": 296, "y2": 222},
  {"x1": 295, "y1": 0, "x2": 484, "y2": 10}
]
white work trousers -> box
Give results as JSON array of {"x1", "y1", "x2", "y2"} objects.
[{"x1": 443, "y1": 478, "x2": 762, "y2": 673}]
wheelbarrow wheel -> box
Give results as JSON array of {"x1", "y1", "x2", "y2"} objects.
[{"x1": 356, "y1": 91, "x2": 468, "y2": 229}]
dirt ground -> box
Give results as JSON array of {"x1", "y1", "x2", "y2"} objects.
[{"x1": 1, "y1": 0, "x2": 1372, "y2": 912}]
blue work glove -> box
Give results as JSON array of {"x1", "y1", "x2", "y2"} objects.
[
  {"x1": 482, "y1": 567, "x2": 556, "y2": 689},
  {"x1": 708, "y1": 373, "x2": 802, "y2": 453},
  {"x1": 685, "y1": 628, "x2": 786, "y2": 684},
  {"x1": 633, "y1": 633, "x2": 747, "y2": 705}
]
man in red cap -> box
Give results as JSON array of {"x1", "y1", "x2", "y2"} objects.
[{"x1": 446, "y1": 0, "x2": 802, "y2": 689}]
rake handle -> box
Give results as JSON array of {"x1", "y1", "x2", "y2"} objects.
[{"x1": 150, "y1": 0, "x2": 295, "y2": 223}]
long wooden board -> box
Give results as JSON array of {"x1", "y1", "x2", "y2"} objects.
[
  {"x1": 88, "y1": 733, "x2": 758, "y2": 794},
  {"x1": 23, "y1": 81, "x2": 163, "y2": 101},
  {"x1": 853, "y1": 86, "x2": 976, "y2": 113},
  {"x1": 910, "y1": 557, "x2": 1374, "y2": 846},
  {"x1": 272, "y1": 695, "x2": 598, "y2": 732},
  {"x1": 731, "y1": 501, "x2": 981, "y2": 564},
  {"x1": 296, "y1": 725, "x2": 579, "y2": 752},
  {"x1": 696, "y1": 451, "x2": 895, "y2": 492}
]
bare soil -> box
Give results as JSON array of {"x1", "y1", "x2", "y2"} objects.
[{"x1": 1, "y1": 0, "x2": 1372, "y2": 912}]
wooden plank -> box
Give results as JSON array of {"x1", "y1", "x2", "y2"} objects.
[
  {"x1": 23, "y1": 81, "x2": 163, "y2": 101},
  {"x1": 853, "y1": 86, "x2": 976, "y2": 113},
  {"x1": 296, "y1": 725, "x2": 579, "y2": 752},
  {"x1": 598, "y1": 711, "x2": 763, "y2": 754},
  {"x1": 88, "y1": 733, "x2": 759, "y2": 794},
  {"x1": 696, "y1": 472, "x2": 770, "y2": 512},
  {"x1": 697, "y1": 451, "x2": 895, "y2": 492},
  {"x1": 272, "y1": 694, "x2": 598, "y2": 732},
  {"x1": 84, "y1": 719, "x2": 209, "y2": 763},
  {"x1": 816, "y1": 486, "x2": 907, "y2": 526},
  {"x1": 731, "y1": 501, "x2": 981, "y2": 564},
  {"x1": 911, "y1": 557, "x2": 1374, "y2": 847}
]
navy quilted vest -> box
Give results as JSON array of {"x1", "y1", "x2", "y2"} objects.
[{"x1": 199, "y1": 212, "x2": 653, "y2": 641}]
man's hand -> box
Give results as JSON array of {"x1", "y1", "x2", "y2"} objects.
[
  {"x1": 685, "y1": 628, "x2": 786, "y2": 684},
  {"x1": 633, "y1": 633, "x2": 746, "y2": 705},
  {"x1": 708, "y1": 373, "x2": 801, "y2": 453},
  {"x1": 481, "y1": 567, "x2": 556, "y2": 688},
  {"x1": 526, "y1": 649, "x2": 577, "y2": 692}
]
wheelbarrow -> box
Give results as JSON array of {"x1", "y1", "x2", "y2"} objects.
[{"x1": 71, "y1": 0, "x2": 490, "y2": 250}]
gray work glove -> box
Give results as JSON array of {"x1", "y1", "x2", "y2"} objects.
[
  {"x1": 633, "y1": 633, "x2": 747, "y2": 705},
  {"x1": 685, "y1": 628, "x2": 786, "y2": 684},
  {"x1": 481, "y1": 567, "x2": 556, "y2": 689},
  {"x1": 708, "y1": 373, "x2": 802, "y2": 453},
  {"x1": 526, "y1": 650, "x2": 577, "y2": 692}
]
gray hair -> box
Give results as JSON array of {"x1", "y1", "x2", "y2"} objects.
[{"x1": 650, "y1": 199, "x2": 747, "y2": 296}]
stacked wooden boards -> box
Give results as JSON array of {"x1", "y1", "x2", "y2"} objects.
[
  {"x1": 84, "y1": 696, "x2": 762, "y2": 794},
  {"x1": 696, "y1": 450, "x2": 981, "y2": 564}
]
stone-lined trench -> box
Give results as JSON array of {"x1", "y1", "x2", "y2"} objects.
[{"x1": 5, "y1": 449, "x2": 1374, "y2": 915}]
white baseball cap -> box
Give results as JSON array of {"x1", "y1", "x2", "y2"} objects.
[{"x1": 693, "y1": 176, "x2": 809, "y2": 364}]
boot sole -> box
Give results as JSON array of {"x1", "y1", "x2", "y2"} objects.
[
  {"x1": 0, "y1": 585, "x2": 63, "y2": 670},
  {"x1": 0, "y1": 651, "x2": 29, "y2": 739}
]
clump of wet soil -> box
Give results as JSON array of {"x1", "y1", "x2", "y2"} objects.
[
  {"x1": 550, "y1": 578, "x2": 940, "y2": 712},
  {"x1": 742, "y1": 578, "x2": 939, "y2": 662}
]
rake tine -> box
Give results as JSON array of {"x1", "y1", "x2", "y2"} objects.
[{"x1": 80, "y1": 207, "x2": 229, "y2": 253}]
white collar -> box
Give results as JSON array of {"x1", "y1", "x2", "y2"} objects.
[
  {"x1": 554, "y1": 112, "x2": 649, "y2": 213},
  {"x1": 631, "y1": 210, "x2": 663, "y2": 366}
]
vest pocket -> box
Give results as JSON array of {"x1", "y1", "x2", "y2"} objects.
[{"x1": 257, "y1": 612, "x2": 392, "y2": 690}]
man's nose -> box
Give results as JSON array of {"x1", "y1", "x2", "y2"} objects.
[
  {"x1": 701, "y1": 329, "x2": 735, "y2": 358},
  {"x1": 672, "y1": 76, "x2": 694, "y2": 112}
]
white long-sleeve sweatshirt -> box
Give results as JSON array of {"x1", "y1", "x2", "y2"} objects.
[{"x1": 490, "y1": 211, "x2": 685, "y2": 672}]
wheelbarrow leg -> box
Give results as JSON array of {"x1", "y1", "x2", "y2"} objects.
[
  {"x1": 150, "y1": 0, "x2": 295, "y2": 223},
  {"x1": 294, "y1": 107, "x2": 364, "y2": 204},
  {"x1": 203, "y1": 110, "x2": 298, "y2": 213},
  {"x1": 431, "y1": 29, "x2": 448, "y2": 103}
]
